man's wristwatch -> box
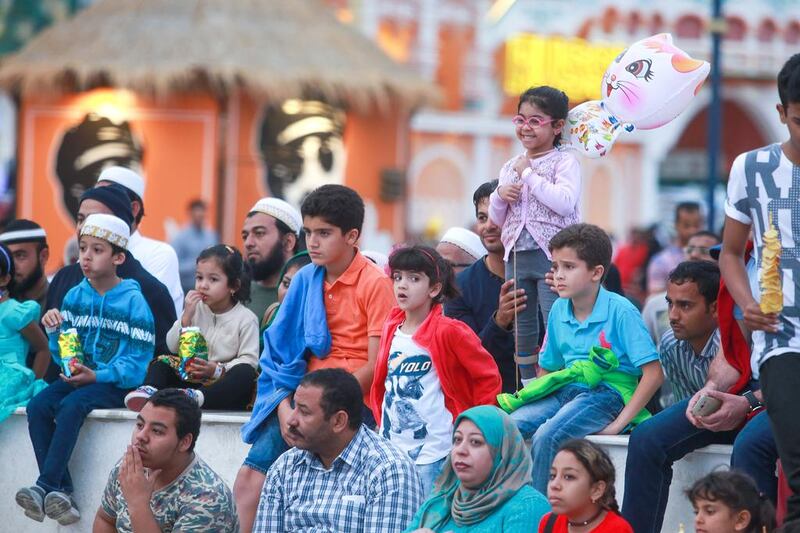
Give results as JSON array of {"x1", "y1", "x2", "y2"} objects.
[{"x1": 742, "y1": 390, "x2": 764, "y2": 413}]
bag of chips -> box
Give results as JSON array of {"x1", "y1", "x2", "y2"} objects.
[
  {"x1": 177, "y1": 327, "x2": 209, "y2": 382},
  {"x1": 58, "y1": 328, "x2": 84, "y2": 377}
]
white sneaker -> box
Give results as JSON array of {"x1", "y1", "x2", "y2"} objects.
[
  {"x1": 15, "y1": 486, "x2": 45, "y2": 522},
  {"x1": 124, "y1": 386, "x2": 158, "y2": 412},
  {"x1": 183, "y1": 388, "x2": 204, "y2": 407},
  {"x1": 44, "y1": 491, "x2": 80, "y2": 525}
]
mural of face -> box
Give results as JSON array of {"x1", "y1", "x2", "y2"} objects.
[
  {"x1": 54, "y1": 113, "x2": 143, "y2": 220},
  {"x1": 602, "y1": 33, "x2": 709, "y2": 130},
  {"x1": 259, "y1": 99, "x2": 346, "y2": 208}
]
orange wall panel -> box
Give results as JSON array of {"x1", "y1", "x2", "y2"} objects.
[{"x1": 17, "y1": 90, "x2": 219, "y2": 273}]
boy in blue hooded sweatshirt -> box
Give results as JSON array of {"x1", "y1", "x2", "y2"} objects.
[{"x1": 16, "y1": 213, "x2": 155, "y2": 526}]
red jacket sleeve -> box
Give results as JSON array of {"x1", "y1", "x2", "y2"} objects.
[
  {"x1": 717, "y1": 241, "x2": 754, "y2": 394},
  {"x1": 369, "y1": 316, "x2": 397, "y2": 425},
  {"x1": 451, "y1": 321, "x2": 502, "y2": 407}
]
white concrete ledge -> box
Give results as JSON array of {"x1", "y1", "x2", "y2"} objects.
[
  {"x1": 0, "y1": 409, "x2": 732, "y2": 532},
  {"x1": 0, "y1": 407, "x2": 250, "y2": 532},
  {"x1": 588, "y1": 434, "x2": 734, "y2": 532}
]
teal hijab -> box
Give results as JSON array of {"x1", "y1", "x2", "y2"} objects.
[{"x1": 413, "y1": 405, "x2": 532, "y2": 529}]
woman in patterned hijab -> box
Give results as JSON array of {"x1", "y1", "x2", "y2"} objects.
[{"x1": 405, "y1": 405, "x2": 550, "y2": 532}]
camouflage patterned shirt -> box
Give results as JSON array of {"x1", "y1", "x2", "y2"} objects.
[{"x1": 101, "y1": 455, "x2": 238, "y2": 533}]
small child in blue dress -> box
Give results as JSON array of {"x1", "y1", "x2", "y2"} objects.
[{"x1": 0, "y1": 242, "x2": 50, "y2": 423}]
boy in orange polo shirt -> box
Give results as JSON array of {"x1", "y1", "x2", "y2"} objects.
[
  {"x1": 301, "y1": 184, "x2": 394, "y2": 398},
  {"x1": 234, "y1": 184, "x2": 394, "y2": 533}
]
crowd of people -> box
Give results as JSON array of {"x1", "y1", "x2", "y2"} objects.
[{"x1": 1, "y1": 53, "x2": 799, "y2": 533}]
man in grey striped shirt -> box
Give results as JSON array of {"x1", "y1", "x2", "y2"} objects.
[{"x1": 660, "y1": 261, "x2": 721, "y2": 403}]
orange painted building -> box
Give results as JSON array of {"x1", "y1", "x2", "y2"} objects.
[{"x1": 16, "y1": 88, "x2": 410, "y2": 272}]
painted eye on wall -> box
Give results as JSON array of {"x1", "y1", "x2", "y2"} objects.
[
  {"x1": 625, "y1": 59, "x2": 654, "y2": 81},
  {"x1": 319, "y1": 143, "x2": 334, "y2": 172}
]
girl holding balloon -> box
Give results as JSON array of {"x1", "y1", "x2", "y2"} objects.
[{"x1": 489, "y1": 85, "x2": 582, "y2": 385}]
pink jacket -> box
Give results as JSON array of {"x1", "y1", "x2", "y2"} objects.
[{"x1": 489, "y1": 149, "x2": 581, "y2": 261}]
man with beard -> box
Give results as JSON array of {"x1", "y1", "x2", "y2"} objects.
[
  {"x1": 241, "y1": 198, "x2": 302, "y2": 325},
  {"x1": 444, "y1": 181, "x2": 526, "y2": 394},
  {"x1": 0, "y1": 220, "x2": 49, "y2": 314}
]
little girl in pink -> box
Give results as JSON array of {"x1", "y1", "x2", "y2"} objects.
[{"x1": 489, "y1": 86, "x2": 581, "y2": 384}]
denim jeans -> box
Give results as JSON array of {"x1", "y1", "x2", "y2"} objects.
[
  {"x1": 26, "y1": 380, "x2": 128, "y2": 493},
  {"x1": 731, "y1": 410, "x2": 778, "y2": 504},
  {"x1": 510, "y1": 383, "x2": 624, "y2": 493},
  {"x1": 416, "y1": 456, "x2": 447, "y2": 499},
  {"x1": 621, "y1": 398, "x2": 739, "y2": 533},
  {"x1": 243, "y1": 411, "x2": 289, "y2": 475},
  {"x1": 505, "y1": 248, "x2": 557, "y2": 378}
]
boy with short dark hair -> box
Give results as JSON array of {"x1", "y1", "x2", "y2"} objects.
[
  {"x1": 299, "y1": 184, "x2": 394, "y2": 388},
  {"x1": 719, "y1": 52, "x2": 800, "y2": 525},
  {"x1": 508, "y1": 223, "x2": 662, "y2": 492},
  {"x1": 95, "y1": 388, "x2": 238, "y2": 532},
  {"x1": 236, "y1": 184, "x2": 394, "y2": 533},
  {"x1": 17, "y1": 213, "x2": 155, "y2": 526}
]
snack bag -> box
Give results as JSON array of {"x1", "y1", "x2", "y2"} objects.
[
  {"x1": 58, "y1": 328, "x2": 84, "y2": 377},
  {"x1": 177, "y1": 327, "x2": 209, "y2": 382},
  {"x1": 760, "y1": 216, "x2": 783, "y2": 314}
]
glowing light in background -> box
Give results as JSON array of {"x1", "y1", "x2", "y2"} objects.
[{"x1": 71, "y1": 88, "x2": 137, "y2": 123}]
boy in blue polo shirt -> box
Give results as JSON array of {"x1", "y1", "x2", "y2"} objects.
[{"x1": 510, "y1": 223, "x2": 663, "y2": 492}]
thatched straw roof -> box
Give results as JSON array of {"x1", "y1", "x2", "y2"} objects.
[{"x1": 0, "y1": 0, "x2": 438, "y2": 111}]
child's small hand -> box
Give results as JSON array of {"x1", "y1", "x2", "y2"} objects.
[
  {"x1": 513, "y1": 156, "x2": 530, "y2": 177},
  {"x1": 596, "y1": 421, "x2": 623, "y2": 435},
  {"x1": 41, "y1": 309, "x2": 63, "y2": 331},
  {"x1": 60, "y1": 363, "x2": 96, "y2": 386},
  {"x1": 742, "y1": 301, "x2": 779, "y2": 333},
  {"x1": 187, "y1": 358, "x2": 217, "y2": 380},
  {"x1": 181, "y1": 290, "x2": 204, "y2": 327},
  {"x1": 277, "y1": 395, "x2": 295, "y2": 444},
  {"x1": 498, "y1": 183, "x2": 523, "y2": 203}
]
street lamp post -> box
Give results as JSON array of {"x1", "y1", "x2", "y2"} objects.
[{"x1": 707, "y1": 0, "x2": 724, "y2": 232}]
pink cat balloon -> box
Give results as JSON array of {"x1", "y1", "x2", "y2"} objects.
[{"x1": 565, "y1": 33, "x2": 710, "y2": 158}]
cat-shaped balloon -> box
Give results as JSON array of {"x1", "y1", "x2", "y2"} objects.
[{"x1": 564, "y1": 33, "x2": 710, "y2": 158}]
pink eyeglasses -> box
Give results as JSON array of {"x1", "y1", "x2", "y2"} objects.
[{"x1": 512, "y1": 115, "x2": 555, "y2": 129}]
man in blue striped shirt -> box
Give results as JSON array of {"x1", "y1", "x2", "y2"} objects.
[
  {"x1": 660, "y1": 261, "x2": 721, "y2": 403},
  {"x1": 253, "y1": 369, "x2": 422, "y2": 533}
]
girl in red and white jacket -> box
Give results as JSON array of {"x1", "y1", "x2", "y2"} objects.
[{"x1": 370, "y1": 245, "x2": 502, "y2": 497}]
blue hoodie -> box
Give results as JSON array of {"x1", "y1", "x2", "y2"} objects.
[{"x1": 49, "y1": 278, "x2": 155, "y2": 389}]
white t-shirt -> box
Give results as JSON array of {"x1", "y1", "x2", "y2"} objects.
[
  {"x1": 380, "y1": 327, "x2": 452, "y2": 465},
  {"x1": 725, "y1": 143, "x2": 800, "y2": 376},
  {"x1": 128, "y1": 231, "x2": 184, "y2": 317}
]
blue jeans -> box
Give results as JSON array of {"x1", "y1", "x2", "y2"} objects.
[
  {"x1": 621, "y1": 398, "x2": 739, "y2": 533},
  {"x1": 505, "y1": 248, "x2": 557, "y2": 378},
  {"x1": 511, "y1": 383, "x2": 624, "y2": 493},
  {"x1": 416, "y1": 456, "x2": 447, "y2": 499},
  {"x1": 243, "y1": 411, "x2": 289, "y2": 474},
  {"x1": 731, "y1": 410, "x2": 778, "y2": 504},
  {"x1": 26, "y1": 380, "x2": 128, "y2": 493}
]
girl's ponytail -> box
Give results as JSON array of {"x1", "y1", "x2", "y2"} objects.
[
  {"x1": 686, "y1": 470, "x2": 776, "y2": 533},
  {"x1": 558, "y1": 439, "x2": 620, "y2": 513}
]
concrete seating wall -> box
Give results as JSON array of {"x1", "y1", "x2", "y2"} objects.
[{"x1": 0, "y1": 409, "x2": 732, "y2": 532}]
